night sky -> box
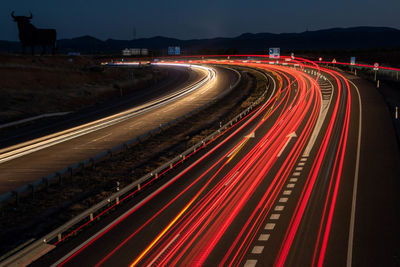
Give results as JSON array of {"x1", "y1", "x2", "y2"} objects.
[{"x1": 2, "y1": 0, "x2": 400, "y2": 41}]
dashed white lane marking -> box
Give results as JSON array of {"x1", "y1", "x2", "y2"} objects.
[
  {"x1": 270, "y1": 214, "x2": 280, "y2": 220},
  {"x1": 283, "y1": 190, "x2": 292, "y2": 195},
  {"x1": 244, "y1": 260, "x2": 258, "y2": 267},
  {"x1": 252, "y1": 246, "x2": 264, "y2": 254},
  {"x1": 275, "y1": 205, "x2": 285, "y2": 211},
  {"x1": 279, "y1": 197, "x2": 288, "y2": 203},
  {"x1": 245, "y1": 156, "x2": 309, "y2": 266},
  {"x1": 258, "y1": 234, "x2": 270, "y2": 241},
  {"x1": 265, "y1": 223, "x2": 276, "y2": 230},
  {"x1": 287, "y1": 183, "x2": 295, "y2": 188}
]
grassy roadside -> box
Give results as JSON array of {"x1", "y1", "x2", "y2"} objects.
[{"x1": 0, "y1": 65, "x2": 269, "y2": 255}]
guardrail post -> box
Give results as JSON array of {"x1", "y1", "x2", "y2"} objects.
[
  {"x1": 116, "y1": 196, "x2": 120, "y2": 204},
  {"x1": 90, "y1": 213, "x2": 94, "y2": 221},
  {"x1": 138, "y1": 184, "x2": 141, "y2": 191},
  {"x1": 155, "y1": 173, "x2": 158, "y2": 179},
  {"x1": 57, "y1": 233, "x2": 62, "y2": 242},
  {"x1": 170, "y1": 163, "x2": 173, "y2": 169}
]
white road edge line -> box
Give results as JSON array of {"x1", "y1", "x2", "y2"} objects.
[
  {"x1": 346, "y1": 79, "x2": 362, "y2": 267},
  {"x1": 224, "y1": 172, "x2": 238, "y2": 186}
]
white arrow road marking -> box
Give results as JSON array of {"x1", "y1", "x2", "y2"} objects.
[{"x1": 277, "y1": 132, "x2": 297, "y2": 157}]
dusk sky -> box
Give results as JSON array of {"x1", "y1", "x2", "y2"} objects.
[{"x1": 2, "y1": 0, "x2": 400, "y2": 41}]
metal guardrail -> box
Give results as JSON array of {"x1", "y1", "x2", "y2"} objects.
[
  {"x1": 0, "y1": 64, "x2": 272, "y2": 266},
  {"x1": 0, "y1": 112, "x2": 71, "y2": 130}
]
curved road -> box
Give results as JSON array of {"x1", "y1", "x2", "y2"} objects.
[
  {"x1": 0, "y1": 64, "x2": 239, "y2": 194},
  {"x1": 7, "y1": 57, "x2": 400, "y2": 267}
]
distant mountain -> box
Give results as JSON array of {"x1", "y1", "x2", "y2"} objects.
[{"x1": 1, "y1": 27, "x2": 400, "y2": 54}]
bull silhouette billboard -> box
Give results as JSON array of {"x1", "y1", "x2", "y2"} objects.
[{"x1": 11, "y1": 11, "x2": 57, "y2": 55}]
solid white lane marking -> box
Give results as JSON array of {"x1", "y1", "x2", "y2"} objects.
[
  {"x1": 258, "y1": 234, "x2": 270, "y2": 241},
  {"x1": 347, "y1": 79, "x2": 363, "y2": 267},
  {"x1": 279, "y1": 197, "x2": 288, "y2": 203},
  {"x1": 275, "y1": 206, "x2": 285, "y2": 211},
  {"x1": 287, "y1": 183, "x2": 295, "y2": 188},
  {"x1": 252, "y1": 246, "x2": 264, "y2": 254},
  {"x1": 293, "y1": 172, "x2": 301, "y2": 176},
  {"x1": 290, "y1": 178, "x2": 298, "y2": 182},
  {"x1": 265, "y1": 223, "x2": 276, "y2": 230},
  {"x1": 303, "y1": 76, "x2": 334, "y2": 157},
  {"x1": 270, "y1": 214, "x2": 280, "y2": 220},
  {"x1": 298, "y1": 162, "x2": 305, "y2": 166},
  {"x1": 283, "y1": 190, "x2": 292, "y2": 195},
  {"x1": 295, "y1": 167, "x2": 303, "y2": 171},
  {"x1": 224, "y1": 172, "x2": 238, "y2": 186},
  {"x1": 244, "y1": 260, "x2": 257, "y2": 267}
]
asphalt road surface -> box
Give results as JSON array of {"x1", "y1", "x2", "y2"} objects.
[
  {"x1": 15, "y1": 58, "x2": 400, "y2": 267},
  {"x1": 0, "y1": 64, "x2": 239, "y2": 194}
]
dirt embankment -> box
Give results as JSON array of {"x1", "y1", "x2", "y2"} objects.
[{"x1": 0, "y1": 55, "x2": 167, "y2": 124}]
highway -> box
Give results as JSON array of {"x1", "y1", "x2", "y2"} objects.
[
  {"x1": 12, "y1": 57, "x2": 400, "y2": 266},
  {"x1": 0, "y1": 63, "x2": 240, "y2": 194}
]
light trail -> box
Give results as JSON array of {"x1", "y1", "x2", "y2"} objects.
[
  {"x1": 123, "y1": 62, "x2": 322, "y2": 266},
  {"x1": 0, "y1": 64, "x2": 215, "y2": 164},
  {"x1": 40, "y1": 56, "x2": 360, "y2": 267}
]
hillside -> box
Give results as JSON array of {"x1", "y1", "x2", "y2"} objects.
[{"x1": 1, "y1": 27, "x2": 400, "y2": 55}]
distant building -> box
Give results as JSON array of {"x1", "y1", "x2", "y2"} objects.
[
  {"x1": 141, "y1": 48, "x2": 148, "y2": 56},
  {"x1": 122, "y1": 48, "x2": 149, "y2": 56}
]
